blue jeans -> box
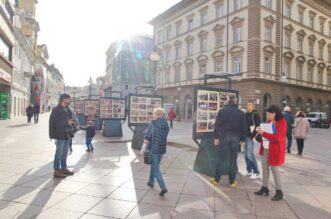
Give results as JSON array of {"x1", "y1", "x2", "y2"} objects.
[
  {"x1": 214, "y1": 136, "x2": 240, "y2": 184},
  {"x1": 286, "y1": 132, "x2": 292, "y2": 149},
  {"x1": 86, "y1": 138, "x2": 93, "y2": 150},
  {"x1": 54, "y1": 139, "x2": 70, "y2": 170},
  {"x1": 245, "y1": 137, "x2": 259, "y2": 174},
  {"x1": 148, "y1": 154, "x2": 166, "y2": 190}
]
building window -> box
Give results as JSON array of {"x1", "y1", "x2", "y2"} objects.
[
  {"x1": 188, "y1": 19, "x2": 193, "y2": 31},
  {"x1": 0, "y1": 37, "x2": 10, "y2": 60},
  {"x1": 165, "y1": 69, "x2": 170, "y2": 84},
  {"x1": 176, "y1": 23, "x2": 182, "y2": 36},
  {"x1": 309, "y1": 42, "x2": 314, "y2": 56},
  {"x1": 216, "y1": 34, "x2": 223, "y2": 47},
  {"x1": 175, "y1": 67, "x2": 181, "y2": 82},
  {"x1": 284, "y1": 62, "x2": 290, "y2": 77},
  {"x1": 284, "y1": 4, "x2": 291, "y2": 18},
  {"x1": 175, "y1": 46, "x2": 181, "y2": 59},
  {"x1": 166, "y1": 26, "x2": 171, "y2": 40},
  {"x1": 284, "y1": 33, "x2": 291, "y2": 48},
  {"x1": 264, "y1": 57, "x2": 271, "y2": 74},
  {"x1": 235, "y1": 0, "x2": 242, "y2": 11},
  {"x1": 186, "y1": 64, "x2": 193, "y2": 80},
  {"x1": 328, "y1": 73, "x2": 331, "y2": 86},
  {"x1": 297, "y1": 39, "x2": 303, "y2": 52},
  {"x1": 329, "y1": 27, "x2": 331, "y2": 37},
  {"x1": 157, "y1": 31, "x2": 163, "y2": 44},
  {"x1": 187, "y1": 42, "x2": 193, "y2": 56},
  {"x1": 265, "y1": 26, "x2": 272, "y2": 41},
  {"x1": 233, "y1": 56, "x2": 241, "y2": 73},
  {"x1": 201, "y1": 12, "x2": 207, "y2": 26},
  {"x1": 328, "y1": 51, "x2": 331, "y2": 63},
  {"x1": 199, "y1": 62, "x2": 207, "y2": 75},
  {"x1": 216, "y1": 3, "x2": 224, "y2": 18},
  {"x1": 298, "y1": 11, "x2": 304, "y2": 24},
  {"x1": 200, "y1": 37, "x2": 207, "y2": 52},
  {"x1": 309, "y1": 16, "x2": 314, "y2": 29},
  {"x1": 215, "y1": 60, "x2": 223, "y2": 73},
  {"x1": 165, "y1": 49, "x2": 170, "y2": 62},
  {"x1": 318, "y1": 69, "x2": 323, "y2": 84},
  {"x1": 320, "y1": 22, "x2": 324, "y2": 33},
  {"x1": 296, "y1": 65, "x2": 303, "y2": 80},
  {"x1": 265, "y1": 0, "x2": 272, "y2": 9},
  {"x1": 319, "y1": 47, "x2": 323, "y2": 59},
  {"x1": 234, "y1": 27, "x2": 242, "y2": 42},
  {"x1": 308, "y1": 67, "x2": 313, "y2": 82}
]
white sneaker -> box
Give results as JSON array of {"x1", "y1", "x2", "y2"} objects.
[
  {"x1": 250, "y1": 173, "x2": 260, "y2": 179},
  {"x1": 242, "y1": 171, "x2": 252, "y2": 177}
]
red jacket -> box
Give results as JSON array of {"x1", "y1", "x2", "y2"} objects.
[
  {"x1": 168, "y1": 110, "x2": 176, "y2": 120},
  {"x1": 259, "y1": 119, "x2": 287, "y2": 166}
]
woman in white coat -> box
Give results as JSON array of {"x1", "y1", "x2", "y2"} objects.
[{"x1": 293, "y1": 111, "x2": 309, "y2": 156}]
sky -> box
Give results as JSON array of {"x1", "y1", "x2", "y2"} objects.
[{"x1": 36, "y1": 0, "x2": 181, "y2": 87}]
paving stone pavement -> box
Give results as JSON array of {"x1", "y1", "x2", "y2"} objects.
[{"x1": 0, "y1": 114, "x2": 330, "y2": 218}]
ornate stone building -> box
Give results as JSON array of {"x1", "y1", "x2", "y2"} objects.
[{"x1": 150, "y1": 0, "x2": 331, "y2": 119}]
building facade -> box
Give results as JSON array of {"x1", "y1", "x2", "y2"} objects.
[
  {"x1": 150, "y1": 0, "x2": 331, "y2": 119},
  {"x1": 0, "y1": 0, "x2": 14, "y2": 119},
  {"x1": 107, "y1": 35, "x2": 155, "y2": 98}
]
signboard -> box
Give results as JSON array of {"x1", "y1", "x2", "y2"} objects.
[
  {"x1": 128, "y1": 94, "x2": 163, "y2": 126},
  {"x1": 0, "y1": 69, "x2": 11, "y2": 82},
  {"x1": 194, "y1": 87, "x2": 238, "y2": 135},
  {"x1": 84, "y1": 99, "x2": 100, "y2": 121},
  {"x1": 99, "y1": 97, "x2": 126, "y2": 120},
  {"x1": 74, "y1": 100, "x2": 84, "y2": 115}
]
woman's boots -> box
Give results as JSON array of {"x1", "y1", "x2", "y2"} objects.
[
  {"x1": 271, "y1": 190, "x2": 283, "y2": 201},
  {"x1": 255, "y1": 187, "x2": 283, "y2": 201},
  {"x1": 254, "y1": 187, "x2": 269, "y2": 196}
]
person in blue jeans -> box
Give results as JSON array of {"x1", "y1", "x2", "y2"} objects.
[
  {"x1": 145, "y1": 108, "x2": 170, "y2": 196},
  {"x1": 49, "y1": 94, "x2": 75, "y2": 178},
  {"x1": 80, "y1": 121, "x2": 96, "y2": 152},
  {"x1": 212, "y1": 95, "x2": 246, "y2": 187},
  {"x1": 244, "y1": 100, "x2": 261, "y2": 179}
]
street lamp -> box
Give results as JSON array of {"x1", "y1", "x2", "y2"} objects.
[
  {"x1": 280, "y1": 71, "x2": 287, "y2": 109},
  {"x1": 306, "y1": 102, "x2": 310, "y2": 114},
  {"x1": 150, "y1": 49, "x2": 161, "y2": 94},
  {"x1": 177, "y1": 87, "x2": 181, "y2": 121},
  {"x1": 88, "y1": 77, "x2": 93, "y2": 99}
]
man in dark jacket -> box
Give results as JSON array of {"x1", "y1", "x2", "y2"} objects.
[
  {"x1": 283, "y1": 106, "x2": 294, "y2": 153},
  {"x1": 49, "y1": 94, "x2": 75, "y2": 178},
  {"x1": 26, "y1": 103, "x2": 34, "y2": 123},
  {"x1": 33, "y1": 103, "x2": 40, "y2": 123},
  {"x1": 244, "y1": 100, "x2": 261, "y2": 179},
  {"x1": 212, "y1": 95, "x2": 246, "y2": 187}
]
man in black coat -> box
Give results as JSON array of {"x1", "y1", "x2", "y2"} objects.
[
  {"x1": 26, "y1": 103, "x2": 34, "y2": 123},
  {"x1": 212, "y1": 95, "x2": 246, "y2": 187},
  {"x1": 282, "y1": 107, "x2": 294, "y2": 153},
  {"x1": 49, "y1": 94, "x2": 75, "y2": 178},
  {"x1": 33, "y1": 103, "x2": 40, "y2": 123}
]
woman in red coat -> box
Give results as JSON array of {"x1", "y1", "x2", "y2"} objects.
[{"x1": 255, "y1": 105, "x2": 287, "y2": 201}]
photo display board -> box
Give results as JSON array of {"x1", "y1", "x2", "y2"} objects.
[
  {"x1": 99, "y1": 97, "x2": 126, "y2": 120},
  {"x1": 84, "y1": 99, "x2": 100, "y2": 120},
  {"x1": 195, "y1": 87, "x2": 238, "y2": 134},
  {"x1": 73, "y1": 100, "x2": 84, "y2": 115},
  {"x1": 129, "y1": 94, "x2": 163, "y2": 126}
]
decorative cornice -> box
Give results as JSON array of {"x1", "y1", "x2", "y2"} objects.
[
  {"x1": 263, "y1": 15, "x2": 276, "y2": 25},
  {"x1": 307, "y1": 59, "x2": 317, "y2": 66},
  {"x1": 230, "y1": 16, "x2": 245, "y2": 26},
  {"x1": 297, "y1": 29, "x2": 307, "y2": 37},
  {"x1": 283, "y1": 51, "x2": 295, "y2": 60},
  {"x1": 211, "y1": 50, "x2": 225, "y2": 58},
  {"x1": 263, "y1": 45, "x2": 275, "y2": 54},
  {"x1": 229, "y1": 45, "x2": 244, "y2": 54},
  {"x1": 318, "y1": 62, "x2": 326, "y2": 69},
  {"x1": 296, "y1": 55, "x2": 307, "y2": 63},
  {"x1": 284, "y1": 24, "x2": 295, "y2": 32},
  {"x1": 196, "y1": 54, "x2": 208, "y2": 62}
]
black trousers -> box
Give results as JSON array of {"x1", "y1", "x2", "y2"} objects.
[
  {"x1": 170, "y1": 120, "x2": 173, "y2": 128},
  {"x1": 296, "y1": 139, "x2": 304, "y2": 154},
  {"x1": 34, "y1": 113, "x2": 39, "y2": 123},
  {"x1": 286, "y1": 132, "x2": 292, "y2": 149},
  {"x1": 27, "y1": 116, "x2": 32, "y2": 123}
]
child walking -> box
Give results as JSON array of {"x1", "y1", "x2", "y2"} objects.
[{"x1": 80, "y1": 121, "x2": 96, "y2": 152}]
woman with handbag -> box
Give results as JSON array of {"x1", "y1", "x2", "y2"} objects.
[
  {"x1": 144, "y1": 108, "x2": 170, "y2": 196},
  {"x1": 255, "y1": 105, "x2": 287, "y2": 201},
  {"x1": 293, "y1": 111, "x2": 309, "y2": 156}
]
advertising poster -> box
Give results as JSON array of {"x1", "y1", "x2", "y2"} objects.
[
  {"x1": 196, "y1": 88, "x2": 238, "y2": 133},
  {"x1": 129, "y1": 94, "x2": 163, "y2": 126},
  {"x1": 84, "y1": 99, "x2": 100, "y2": 121},
  {"x1": 74, "y1": 100, "x2": 84, "y2": 115},
  {"x1": 99, "y1": 97, "x2": 126, "y2": 120}
]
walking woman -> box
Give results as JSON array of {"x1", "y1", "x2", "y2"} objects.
[
  {"x1": 145, "y1": 108, "x2": 170, "y2": 196},
  {"x1": 255, "y1": 105, "x2": 287, "y2": 201},
  {"x1": 293, "y1": 111, "x2": 309, "y2": 156}
]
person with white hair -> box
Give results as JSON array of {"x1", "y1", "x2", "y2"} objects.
[
  {"x1": 144, "y1": 108, "x2": 170, "y2": 196},
  {"x1": 282, "y1": 106, "x2": 294, "y2": 153}
]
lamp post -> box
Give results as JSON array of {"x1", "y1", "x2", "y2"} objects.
[
  {"x1": 73, "y1": 87, "x2": 77, "y2": 111},
  {"x1": 306, "y1": 102, "x2": 310, "y2": 115},
  {"x1": 177, "y1": 87, "x2": 181, "y2": 121},
  {"x1": 150, "y1": 48, "x2": 161, "y2": 94},
  {"x1": 88, "y1": 77, "x2": 93, "y2": 99},
  {"x1": 280, "y1": 71, "x2": 287, "y2": 109}
]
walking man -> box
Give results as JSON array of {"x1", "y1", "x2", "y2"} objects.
[
  {"x1": 49, "y1": 94, "x2": 75, "y2": 178},
  {"x1": 243, "y1": 100, "x2": 261, "y2": 179},
  {"x1": 211, "y1": 95, "x2": 246, "y2": 187},
  {"x1": 283, "y1": 107, "x2": 294, "y2": 153},
  {"x1": 167, "y1": 107, "x2": 176, "y2": 129},
  {"x1": 26, "y1": 103, "x2": 34, "y2": 123},
  {"x1": 33, "y1": 102, "x2": 40, "y2": 123}
]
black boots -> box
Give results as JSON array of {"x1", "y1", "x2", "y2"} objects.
[
  {"x1": 271, "y1": 190, "x2": 283, "y2": 201},
  {"x1": 254, "y1": 187, "x2": 269, "y2": 196},
  {"x1": 287, "y1": 148, "x2": 291, "y2": 153}
]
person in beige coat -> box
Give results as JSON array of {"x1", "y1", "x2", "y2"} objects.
[{"x1": 293, "y1": 111, "x2": 309, "y2": 156}]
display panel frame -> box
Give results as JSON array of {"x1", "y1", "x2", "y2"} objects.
[
  {"x1": 84, "y1": 99, "x2": 100, "y2": 119},
  {"x1": 128, "y1": 93, "x2": 164, "y2": 126},
  {"x1": 99, "y1": 97, "x2": 127, "y2": 120},
  {"x1": 73, "y1": 99, "x2": 84, "y2": 115}
]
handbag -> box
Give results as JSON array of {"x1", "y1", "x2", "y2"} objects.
[
  {"x1": 251, "y1": 113, "x2": 262, "y2": 143},
  {"x1": 143, "y1": 123, "x2": 154, "y2": 165}
]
